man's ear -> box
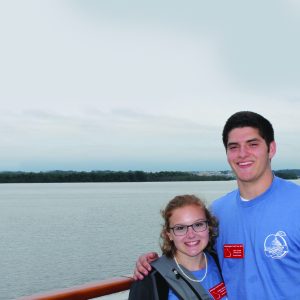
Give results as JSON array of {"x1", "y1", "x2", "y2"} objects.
[{"x1": 269, "y1": 141, "x2": 276, "y2": 160}]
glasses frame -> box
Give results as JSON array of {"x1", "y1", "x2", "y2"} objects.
[{"x1": 169, "y1": 220, "x2": 209, "y2": 236}]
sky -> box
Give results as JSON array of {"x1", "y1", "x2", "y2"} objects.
[{"x1": 1, "y1": 0, "x2": 300, "y2": 172}]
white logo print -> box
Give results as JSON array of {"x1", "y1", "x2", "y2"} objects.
[{"x1": 264, "y1": 231, "x2": 289, "y2": 259}]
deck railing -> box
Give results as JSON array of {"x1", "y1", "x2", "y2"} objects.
[{"x1": 19, "y1": 275, "x2": 134, "y2": 300}]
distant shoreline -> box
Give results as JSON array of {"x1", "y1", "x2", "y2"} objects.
[{"x1": 0, "y1": 169, "x2": 299, "y2": 183}]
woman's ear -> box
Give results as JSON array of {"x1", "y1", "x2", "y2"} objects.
[{"x1": 166, "y1": 231, "x2": 173, "y2": 241}]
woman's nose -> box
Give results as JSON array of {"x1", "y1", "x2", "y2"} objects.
[{"x1": 186, "y1": 226, "x2": 196, "y2": 237}]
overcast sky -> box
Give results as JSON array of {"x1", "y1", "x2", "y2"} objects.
[{"x1": 1, "y1": 0, "x2": 300, "y2": 172}]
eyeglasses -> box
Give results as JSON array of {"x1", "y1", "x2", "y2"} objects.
[{"x1": 170, "y1": 220, "x2": 208, "y2": 236}]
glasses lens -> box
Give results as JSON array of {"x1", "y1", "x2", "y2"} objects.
[
  {"x1": 173, "y1": 225, "x2": 187, "y2": 236},
  {"x1": 192, "y1": 221, "x2": 207, "y2": 232}
]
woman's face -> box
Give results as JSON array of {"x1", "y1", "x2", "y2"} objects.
[{"x1": 167, "y1": 204, "x2": 209, "y2": 260}]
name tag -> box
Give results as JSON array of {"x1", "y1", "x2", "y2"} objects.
[
  {"x1": 209, "y1": 282, "x2": 227, "y2": 300},
  {"x1": 223, "y1": 244, "x2": 244, "y2": 258}
]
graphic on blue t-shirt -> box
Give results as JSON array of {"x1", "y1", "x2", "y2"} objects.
[{"x1": 264, "y1": 231, "x2": 289, "y2": 259}]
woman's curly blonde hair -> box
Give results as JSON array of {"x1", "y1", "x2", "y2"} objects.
[{"x1": 160, "y1": 194, "x2": 218, "y2": 258}]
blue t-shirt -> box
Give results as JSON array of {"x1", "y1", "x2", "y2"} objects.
[
  {"x1": 168, "y1": 252, "x2": 227, "y2": 300},
  {"x1": 212, "y1": 176, "x2": 300, "y2": 300}
]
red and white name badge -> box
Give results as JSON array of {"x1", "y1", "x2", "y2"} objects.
[
  {"x1": 209, "y1": 282, "x2": 227, "y2": 300},
  {"x1": 223, "y1": 244, "x2": 244, "y2": 258}
]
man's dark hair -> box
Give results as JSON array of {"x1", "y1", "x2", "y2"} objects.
[{"x1": 222, "y1": 111, "x2": 275, "y2": 150}]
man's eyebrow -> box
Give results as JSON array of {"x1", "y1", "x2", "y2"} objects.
[
  {"x1": 246, "y1": 138, "x2": 260, "y2": 143},
  {"x1": 227, "y1": 138, "x2": 260, "y2": 147}
]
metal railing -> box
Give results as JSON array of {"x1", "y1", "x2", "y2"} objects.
[{"x1": 19, "y1": 275, "x2": 134, "y2": 300}]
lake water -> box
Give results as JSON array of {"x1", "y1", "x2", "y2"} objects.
[{"x1": 1, "y1": 180, "x2": 299, "y2": 299}]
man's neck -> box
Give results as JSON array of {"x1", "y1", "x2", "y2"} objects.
[{"x1": 238, "y1": 170, "x2": 274, "y2": 200}]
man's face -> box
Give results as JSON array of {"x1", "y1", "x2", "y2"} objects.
[{"x1": 226, "y1": 127, "x2": 276, "y2": 184}]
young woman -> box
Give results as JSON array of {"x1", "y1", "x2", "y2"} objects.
[{"x1": 129, "y1": 194, "x2": 227, "y2": 300}]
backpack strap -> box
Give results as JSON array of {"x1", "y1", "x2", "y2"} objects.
[{"x1": 152, "y1": 256, "x2": 212, "y2": 300}]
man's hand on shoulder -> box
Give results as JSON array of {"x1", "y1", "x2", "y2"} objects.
[{"x1": 133, "y1": 252, "x2": 159, "y2": 280}]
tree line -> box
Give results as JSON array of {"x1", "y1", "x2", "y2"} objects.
[
  {"x1": 0, "y1": 169, "x2": 298, "y2": 183},
  {"x1": 0, "y1": 170, "x2": 234, "y2": 183}
]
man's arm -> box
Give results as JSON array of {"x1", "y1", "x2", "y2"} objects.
[{"x1": 133, "y1": 252, "x2": 159, "y2": 280}]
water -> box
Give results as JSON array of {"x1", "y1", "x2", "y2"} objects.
[{"x1": 2, "y1": 180, "x2": 297, "y2": 300}]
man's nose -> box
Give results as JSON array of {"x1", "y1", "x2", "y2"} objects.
[{"x1": 238, "y1": 145, "x2": 248, "y2": 157}]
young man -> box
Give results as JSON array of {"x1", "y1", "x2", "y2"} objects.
[{"x1": 134, "y1": 111, "x2": 300, "y2": 299}]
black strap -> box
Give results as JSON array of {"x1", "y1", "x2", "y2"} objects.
[{"x1": 208, "y1": 250, "x2": 223, "y2": 279}]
